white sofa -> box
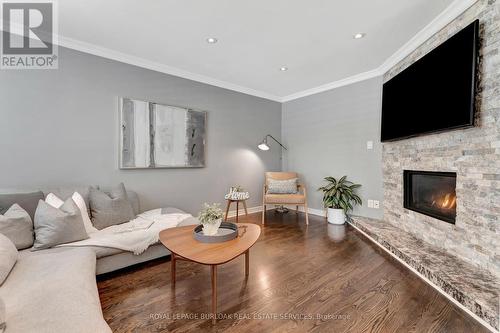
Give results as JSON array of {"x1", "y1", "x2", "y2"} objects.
[{"x1": 0, "y1": 188, "x2": 198, "y2": 333}]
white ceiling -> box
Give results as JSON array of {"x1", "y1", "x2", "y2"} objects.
[{"x1": 57, "y1": 0, "x2": 472, "y2": 101}]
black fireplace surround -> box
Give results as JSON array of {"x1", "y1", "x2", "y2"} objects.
[{"x1": 404, "y1": 170, "x2": 457, "y2": 224}]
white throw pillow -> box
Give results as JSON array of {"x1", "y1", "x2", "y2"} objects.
[
  {"x1": 45, "y1": 192, "x2": 97, "y2": 235},
  {"x1": 45, "y1": 193, "x2": 64, "y2": 208}
]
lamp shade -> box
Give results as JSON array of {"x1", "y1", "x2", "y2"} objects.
[
  {"x1": 258, "y1": 142, "x2": 270, "y2": 151},
  {"x1": 257, "y1": 134, "x2": 286, "y2": 151}
]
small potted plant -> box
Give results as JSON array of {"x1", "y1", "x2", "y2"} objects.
[
  {"x1": 198, "y1": 203, "x2": 224, "y2": 235},
  {"x1": 318, "y1": 176, "x2": 362, "y2": 224}
]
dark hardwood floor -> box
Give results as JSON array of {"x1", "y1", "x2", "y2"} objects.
[{"x1": 97, "y1": 211, "x2": 488, "y2": 333}]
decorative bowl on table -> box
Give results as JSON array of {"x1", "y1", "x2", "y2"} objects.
[{"x1": 193, "y1": 222, "x2": 239, "y2": 243}]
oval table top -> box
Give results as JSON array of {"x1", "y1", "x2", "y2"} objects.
[{"x1": 159, "y1": 223, "x2": 261, "y2": 265}]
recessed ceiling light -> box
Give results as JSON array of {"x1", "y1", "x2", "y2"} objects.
[
  {"x1": 206, "y1": 37, "x2": 218, "y2": 44},
  {"x1": 353, "y1": 33, "x2": 366, "y2": 39},
  {"x1": 280, "y1": 66, "x2": 288, "y2": 71}
]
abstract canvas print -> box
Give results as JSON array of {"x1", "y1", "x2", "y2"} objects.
[{"x1": 120, "y1": 98, "x2": 206, "y2": 168}]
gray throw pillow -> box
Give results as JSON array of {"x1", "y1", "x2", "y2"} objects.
[
  {"x1": 89, "y1": 183, "x2": 135, "y2": 230},
  {"x1": 267, "y1": 178, "x2": 298, "y2": 194},
  {"x1": 33, "y1": 199, "x2": 89, "y2": 250},
  {"x1": 0, "y1": 233, "x2": 17, "y2": 285},
  {"x1": 0, "y1": 204, "x2": 33, "y2": 249},
  {"x1": 0, "y1": 191, "x2": 44, "y2": 221}
]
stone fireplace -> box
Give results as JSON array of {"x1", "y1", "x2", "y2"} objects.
[
  {"x1": 403, "y1": 170, "x2": 457, "y2": 224},
  {"x1": 350, "y1": 1, "x2": 499, "y2": 329},
  {"x1": 381, "y1": 0, "x2": 499, "y2": 277}
]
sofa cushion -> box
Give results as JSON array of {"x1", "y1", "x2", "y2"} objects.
[
  {"x1": 0, "y1": 234, "x2": 17, "y2": 285},
  {"x1": 89, "y1": 183, "x2": 135, "y2": 230},
  {"x1": 0, "y1": 248, "x2": 111, "y2": 333},
  {"x1": 0, "y1": 204, "x2": 33, "y2": 250},
  {"x1": 267, "y1": 178, "x2": 298, "y2": 194},
  {"x1": 0, "y1": 191, "x2": 44, "y2": 222},
  {"x1": 33, "y1": 199, "x2": 89, "y2": 250}
]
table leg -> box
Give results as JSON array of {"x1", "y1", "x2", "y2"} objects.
[
  {"x1": 211, "y1": 265, "x2": 217, "y2": 324},
  {"x1": 225, "y1": 200, "x2": 231, "y2": 221},
  {"x1": 236, "y1": 201, "x2": 239, "y2": 223},
  {"x1": 245, "y1": 250, "x2": 249, "y2": 276},
  {"x1": 243, "y1": 200, "x2": 248, "y2": 216},
  {"x1": 171, "y1": 253, "x2": 176, "y2": 286}
]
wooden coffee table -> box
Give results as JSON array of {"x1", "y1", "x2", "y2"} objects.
[{"x1": 159, "y1": 223, "x2": 261, "y2": 324}]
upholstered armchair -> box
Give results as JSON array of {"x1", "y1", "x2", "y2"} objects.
[{"x1": 262, "y1": 172, "x2": 309, "y2": 225}]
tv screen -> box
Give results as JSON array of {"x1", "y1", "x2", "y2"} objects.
[{"x1": 381, "y1": 20, "x2": 479, "y2": 142}]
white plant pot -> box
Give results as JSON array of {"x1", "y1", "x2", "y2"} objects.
[
  {"x1": 327, "y1": 208, "x2": 346, "y2": 225},
  {"x1": 202, "y1": 218, "x2": 222, "y2": 236}
]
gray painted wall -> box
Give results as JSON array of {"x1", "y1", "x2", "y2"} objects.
[
  {"x1": 0, "y1": 47, "x2": 282, "y2": 214},
  {"x1": 282, "y1": 77, "x2": 384, "y2": 219}
]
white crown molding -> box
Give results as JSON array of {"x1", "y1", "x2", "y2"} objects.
[
  {"x1": 282, "y1": 0, "x2": 478, "y2": 102},
  {"x1": 1, "y1": 0, "x2": 477, "y2": 103},
  {"x1": 377, "y1": 0, "x2": 479, "y2": 74},
  {"x1": 280, "y1": 68, "x2": 382, "y2": 102},
  {"x1": 55, "y1": 35, "x2": 283, "y2": 102}
]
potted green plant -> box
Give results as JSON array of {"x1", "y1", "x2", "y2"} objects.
[
  {"x1": 318, "y1": 176, "x2": 362, "y2": 224},
  {"x1": 198, "y1": 203, "x2": 224, "y2": 235}
]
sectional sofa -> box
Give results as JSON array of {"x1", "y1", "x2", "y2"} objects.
[{"x1": 0, "y1": 187, "x2": 198, "y2": 333}]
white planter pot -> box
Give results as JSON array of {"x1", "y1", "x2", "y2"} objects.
[
  {"x1": 327, "y1": 208, "x2": 345, "y2": 225},
  {"x1": 202, "y1": 218, "x2": 222, "y2": 235}
]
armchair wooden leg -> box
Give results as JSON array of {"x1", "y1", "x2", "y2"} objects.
[
  {"x1": 304, "y1": 202, "x2": 309, "y2": 225},
  {"x1": 262, "y1": 205, "x2": 266, "y2": 224},
  {"x1": 296, "y1": 205, "x2": 299, "y2": 213}
]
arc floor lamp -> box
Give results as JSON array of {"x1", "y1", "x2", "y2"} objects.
[
  {"x1": 258, "y1": 134, "x2": 287, "y2": 151},
  {"x1": 258, "y1": 134, "x2": 289, "y2": 213}
]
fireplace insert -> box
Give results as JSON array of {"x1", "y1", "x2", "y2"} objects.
[{"x1": 403, "y1": 170, "x2": 457, "y2": 224}]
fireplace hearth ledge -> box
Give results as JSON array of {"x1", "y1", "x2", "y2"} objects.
[{"x1": 349, "y1": 216, "x2": 499, "y2": 331}]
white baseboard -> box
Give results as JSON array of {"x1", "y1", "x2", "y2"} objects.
[
  {"x1": 226, "y1": 205, "x2": 263, "y2": 218},
  {"x1": 348, "y1": 222, "x2": 497, "y2": 333},
  {"x1": 226, "y1": 205, "x2": 327, "y2": 218},
  {"x1": 282, "y1": 205, "x2": 326, "y2": 217}
]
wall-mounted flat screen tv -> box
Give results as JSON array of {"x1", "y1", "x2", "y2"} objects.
[{"x1": 381, "y1": 20, "x2": 479, "y2": 142}]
